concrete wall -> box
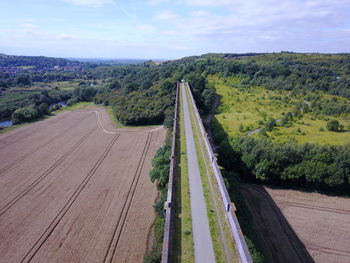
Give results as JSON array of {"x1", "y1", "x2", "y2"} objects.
[
  {"x1": 161, "y1": 82, "x2": 179, "y2": 263},
  {"x1": 185, "y1": 83, "x2": 253, "y2": 263}
]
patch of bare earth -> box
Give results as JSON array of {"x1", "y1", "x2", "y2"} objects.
[
  {"x1": 0, "y1": 107, "x2": 166, "y2": 263},
  {"x1": 242, "y1": 185, "x2": 350, "y2": 263}
]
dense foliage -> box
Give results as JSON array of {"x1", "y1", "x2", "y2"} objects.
[
  {"x1": 236, "y1": 137, "x2": 350, "y2": 190},
  {"x1": 94, "y1": 64, "x2": 177, "y2": 126},
  {"x1": 0, "y1": 89, "x2": 70, "y2": 121},
  {"x1": 150, "y1": 144, "x2": 171, "y2": 190},
  {"x1": 173, "y1": 53, "x2": 350, "y2": 193},
  {"x1": 145, "y1": 144, "x2": 171, "y2": 263}
]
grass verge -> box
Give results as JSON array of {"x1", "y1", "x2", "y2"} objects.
[
  {"x1": 185, "y1": 85, "x2": 238, "y2": 263},
  {"x1": 172, "y1": 86, "x2": 195, "y2": 263}
]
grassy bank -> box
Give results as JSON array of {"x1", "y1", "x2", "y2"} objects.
[
  {"x1": 185, "y1": 85, "x2": 238, "y2": 262},
  {"x1": 172, "y1": 86, "x2": 195, "y2": 263}
]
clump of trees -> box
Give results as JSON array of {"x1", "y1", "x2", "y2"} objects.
[
  {"x1": 211, "y1": 118, "x2": 350, "y2": 193},
  {"x1": 9, "y1": 89, "x2": 71, "y2": 124},
  {"x1": 150, "y1": 144, "x2": 171, "y2": 190},
  {"x1": 67, "y1": 86, "x2": 97, "y2": 105},
  {"x1": 12, "y1": 103, "x2": 50, "y2": 124},
  {"x1": 96, "y1": 79, "x2": 175, "y2": 127},
  {"x1": 185, "y1": 72, "x2": 216, "y2": 114}
]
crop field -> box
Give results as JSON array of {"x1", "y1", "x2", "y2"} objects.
[
  {"x1": 209, "y1": 75, "x2": 350, "y2": 145},
  {"x1": 242, "y1": 185, "x2": 350, "y2": 263},
  {"x1": 0, "y1": 107, "x2": 166, "y2": 262}
]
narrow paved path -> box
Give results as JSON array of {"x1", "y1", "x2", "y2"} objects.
[{"x1": 181, "y1": 82, "x2": 216, "y2": 263}]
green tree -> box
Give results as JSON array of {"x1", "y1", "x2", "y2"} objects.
[
  {"x1": 38, "y1": 103, "x2": 49, "y2": 115},
  {"x1": 326, "y1": 120, "x2": 340, "y2": 132},
  {"x1": 265, "y1": 118, "x2": 276, "y2": 132}
]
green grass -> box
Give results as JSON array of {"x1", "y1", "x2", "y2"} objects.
[
  {"x1": 262, "y1": 114, "x2": 350, "y2": 145},
  {"x1": 209, "y1": 74, "x2": 350, "y2": 145},
  {"x1": 105, "y1": 106, "x2": 124, "y2": 128},
  {"x1": 208, "y1": 75, "x2": 296, "y2": 137},
  {"x1": 17, "y1": 66, "x2": 35, "y2": 69},
  {"x1": 185, "y1": 86, "x2": 238, "y2": 263},
  {"x1": 55, "y1": 101, "x2": 94, "y2": 112},
  {"x1": 32, "y1": 79, "x2": 87, "y2": 91},
  {"x1": 172, "y1": 87, "x2": 194, "y2": 263},
  {"x1": 0, "y1": 121, "x2": 28, "y2": 134}
]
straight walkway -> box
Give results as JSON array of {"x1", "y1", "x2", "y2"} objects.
[{"x1": 181, "y1": 82, "x2": 216, "y2": 263}]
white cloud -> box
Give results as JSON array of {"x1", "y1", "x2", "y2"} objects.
[
  {"x1": 20, "y1": 24, "x2": 41, "y2": 36},
  {"x1": 57, "y1": 33, "x2": 75, "y2": 40},
  {"x1": 185, "y1": 0, "x2": 232, "y2": 6},
  {"x1": 64, "y1": 0, "x2": 115, "y2": 7},
  {"x1": 153, "y1": 11, "x2": 179, "y2": 21},
  {"x1": 137, "y1": 24, "x2": 155, "y2": 31},
  {"x1": 21, "y1": 23, "x2": 38, "y2": 30},
  {"x1": 147, "y1": 0, "x2": 169, "y2": 5},
  {"x1": 191, "y1": 10, "x2": 211, "y2": 17}
]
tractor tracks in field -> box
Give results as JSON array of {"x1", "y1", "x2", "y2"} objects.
[
  {"x1": 0, "y1": 126, "x2": 97, "y2": 217},
  {"x1": 0, "y1": 111, "x2": 72, "y2": 148},
  {"x1": 308, "y1": 244, "x2": 350, "y2": 258},
  {"x1": 276, "y1": 200, "x2": 350, "y2": 216},
  {"x1": 85, "y1": 109, "x2": 164, "y2": 134},
  {"x1": 0, "y1": 112, "x2": 94, "y2": 176},
  {"x1": 21, "y1": 133, "x2": 120, "y2": 263},
  {"x1": 103, "y1": 132, "x2": 153, "y2": 263}
]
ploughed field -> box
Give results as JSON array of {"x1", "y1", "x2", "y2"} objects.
[
  {"x1": 0, "y1": 107, "x2": 166, "y2": 263},
  {"x1": 243, "y1": 185, "x2": 350, "y2": 263}
]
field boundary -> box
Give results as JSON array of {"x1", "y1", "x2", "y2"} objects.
[
  {"x1": 161, "y1": 82, "x2": 179, "y2": 263},
  {"x1": 185, "y1": 82, "x2": 253, "y2": 263}
]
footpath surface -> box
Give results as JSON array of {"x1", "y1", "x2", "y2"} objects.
[{"x1": 181, "y1": 82, "x2": 216, "y2": 263}]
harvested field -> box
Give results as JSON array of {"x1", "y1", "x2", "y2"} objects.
[
  {"x1": 242, "y1": 185, "x2": 350, "y2": 263},
  {"x1": 0, "y1": 107, "x2": 166, "y2": 263}
]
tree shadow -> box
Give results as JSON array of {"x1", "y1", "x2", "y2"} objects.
[
  {"x1": 170, "y1": 124, "x2": 182, "y2": 263},
  {"x1": 242, "y1": 184, "x2": 315, "y2": 263},
  {"x1": 207, "y1": 115, "x2": 315, "y2": 263}
]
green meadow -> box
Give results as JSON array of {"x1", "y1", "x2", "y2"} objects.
[{"x1": 209, "y1": 75, "x2": 350, "y2": 145}]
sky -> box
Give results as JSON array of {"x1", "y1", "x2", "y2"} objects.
[{"x1": 1, "y1": 0, "x2": 350, "y2": 59}]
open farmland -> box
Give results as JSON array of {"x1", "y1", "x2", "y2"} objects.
[
  {"x1": 242, "y1": 185, "x2": 350, "y2": 263},
  {"x1": 0, "y1": 107, "x2": 166, "y2": 263}
]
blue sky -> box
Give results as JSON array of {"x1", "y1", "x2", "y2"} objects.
[{"x1": 1, "y1": 0, "x2": 350, "y2": 59}]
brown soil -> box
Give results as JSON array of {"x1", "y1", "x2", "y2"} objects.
[
  {"x1": 0, "y1": 107, "x2": 166, "y2": 263},
  {"x1": 242, "y1": 185, "x2": 350, "y2": 263}
]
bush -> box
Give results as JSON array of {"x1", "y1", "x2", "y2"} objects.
[
  {"x1": 264, "y1": 118, "x2": 276, "y2": 131},
  {"x1": 150, "y1": 145, "x2": 171, "y2": 190},
  {"x1": 12, "y1": 105, "x2": 40, "y2": 124},
  {"x1": 38, "y1": 103, "x2": 49, "y2": 115},
  {"x1": 50, "y1": 104, "x2": 62, "y2": 112},
  {"x1": 326, "y1": 120, "x2": 340, "y2": 132}
]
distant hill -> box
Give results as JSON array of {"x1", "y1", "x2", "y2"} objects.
[
  {"x1": 66, "y1": 58, "x2": 147, "y2": 65},
  {"x1": 0, "y1": 54, "x2": 82, "y2": 71}
]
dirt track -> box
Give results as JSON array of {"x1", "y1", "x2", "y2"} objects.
[
  {"x1": 242, "y1": 185, "x2": 350, "y2": 263},
  {"x1": 0, "y1": 107, "x2": 166, "y2": 263}
]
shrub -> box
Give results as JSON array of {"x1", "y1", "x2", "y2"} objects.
[
  {"x1": 265, "y1": 118, "x2": 276, "y2": 131},
  {"x1": 38, "y1": 103, "x2": 49, "y2": 115},
  {"x1": 326, "y1": 120, "x2": 340, "y2": 132},
  {"x1": 12, "y1": 105, "x2": 40, "y2": 124}
]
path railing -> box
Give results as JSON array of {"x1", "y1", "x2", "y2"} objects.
[
  {"x1": 161, "y1": 82, "x2": 179, "y2": 263},
  {"x1": 185, "y1": 82, "x2": 253, "y2": 263}
]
